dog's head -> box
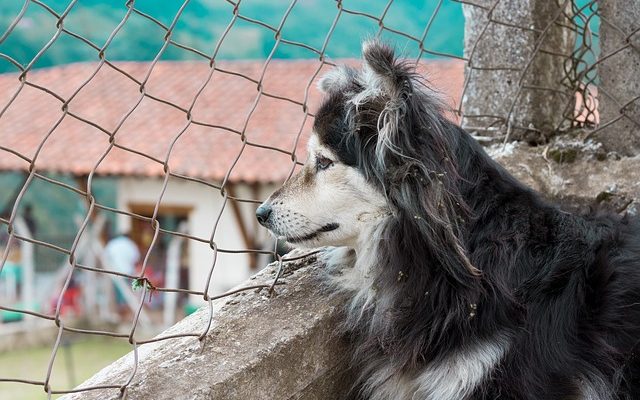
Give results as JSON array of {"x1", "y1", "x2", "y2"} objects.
[
  {"x1": 255, "y1": 125, "x2": 388, "y2": 248},
  {"x1": 257, "y1": 42, "x2": 473, "y2": 274}
]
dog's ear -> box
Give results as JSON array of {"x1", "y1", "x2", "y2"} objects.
[
  {"x1": 318, "y1": 65, "x2": 357, "y2": 93},
  {"x1": 359, "y1": 41, "x2": 480, "y2": 283},
  {"x1": 356, "y1": 40, "x2": 416, "y2": 167},
  {"x1": 362, "y1": 40, "x2": 396, "y2": 76},
  {"x1": 360, "y1": 40, "x2": 414, "y2": 100}
]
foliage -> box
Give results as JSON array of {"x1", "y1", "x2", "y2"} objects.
[{"x1": 0, "y1": 0, "x2": 464, "y2": 74}]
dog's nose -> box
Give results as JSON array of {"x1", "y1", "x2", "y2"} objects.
[{"x1": 256, "y1": 204, "x2": 272, "y2": 226}]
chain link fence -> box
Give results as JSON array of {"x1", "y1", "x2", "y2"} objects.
[
  {"x1": 462, "y1": 0, "x2": 639, "y2": 153},
  {"x1": 0, "y1": 0, "x2": 638, "y2": 398}
]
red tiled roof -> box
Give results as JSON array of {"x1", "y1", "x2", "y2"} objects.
[{"x1": 0, "y1": 59, "x2": 464, "y2": 183}]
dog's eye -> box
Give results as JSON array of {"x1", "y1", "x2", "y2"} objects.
[{"x1": 316, "y1": 155, "x2": 334, "y2": 171}]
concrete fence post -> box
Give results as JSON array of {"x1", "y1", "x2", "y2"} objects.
[
  {"x1": 595, "y1": 0, "x2": 640, "y2": 156},
  {"x1": 462, "y1": 0, "x2": 576, "y2": 143}
]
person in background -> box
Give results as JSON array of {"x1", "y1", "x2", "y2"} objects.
[
  {"x1": 104, "y1": 231, "x2": 140, "y2": 320},
  {"x1": 22, "y1": 204, "x2": 37, "y2": 237}
]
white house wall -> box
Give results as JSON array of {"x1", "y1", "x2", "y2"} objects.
[{"x1": 116, "y1": 177, "x2": 277, "y2": 304}]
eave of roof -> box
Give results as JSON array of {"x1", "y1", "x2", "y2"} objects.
[{"x1": 0, "y1": 59, "x2": 464, "y2": 184}]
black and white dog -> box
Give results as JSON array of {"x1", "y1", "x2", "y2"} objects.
[{"x1": 256, "y1": 41, "x2": 640, "y2": 399}]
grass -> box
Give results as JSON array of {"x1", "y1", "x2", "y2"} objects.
[{"x1": 0, "y1": 336, "x2": 132, "y2": 400}]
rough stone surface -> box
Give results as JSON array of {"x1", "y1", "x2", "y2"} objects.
[
  {"x1": 595, "y1": 0, "x2": 640, "y2": 156},
  {"x1": 462, "y1": 1, "x2": 576, "y2": 142},
  {"x1": 61, "y1": 254, "x2": 352, "y2": 400},
  {"x1": 488, "y1": 141, "x2": 640, "y2": 215}
]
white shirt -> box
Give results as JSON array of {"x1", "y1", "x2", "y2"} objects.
[{"x1": 104, "y1": 236, "x2": 140, "y2": 275}]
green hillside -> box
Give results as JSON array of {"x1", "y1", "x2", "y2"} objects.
[{"x1": 0, "y1": 0, "x2": 465, "y2": 73}]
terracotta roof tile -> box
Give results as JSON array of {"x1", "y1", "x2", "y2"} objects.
[{"x1": 0, "y1": 59, "x2": 464, "y2": 183}]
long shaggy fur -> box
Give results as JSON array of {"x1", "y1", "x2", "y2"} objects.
[{"x1": 262, "y1": 41, "x2": 640, "y2": 400}]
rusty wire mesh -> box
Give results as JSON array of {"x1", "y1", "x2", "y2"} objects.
[
  {"x1": 0, "y1": 0, "x2": 638, "y2": 398},
  {"x1": 460, "y1": 0, "x2": 639, "y2": 146}
]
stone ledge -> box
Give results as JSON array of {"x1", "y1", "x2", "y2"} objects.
[
  {"x1": 488, "y1": 142, "x2": 640, "y2": 215},
  {"x1": 62, "y1": 254, "x2": 352, "y2": 400}
]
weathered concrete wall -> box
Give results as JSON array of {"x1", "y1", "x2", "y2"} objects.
[
  {"x1": 61, "y1": 254, "x2": 353, "y2": 400},
  {"x1": 595, "y1": 0, "x2": 640, "y2": 156},
  {"x1": 488, "y1": 141, "x2": 640, "y2": 215},
  {"x1": 462, "y1": 0, "x2": 576, "y2": 143}
]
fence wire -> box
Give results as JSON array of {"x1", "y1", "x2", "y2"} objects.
[{"x1": 0, "y1": 0, "x2": 638, "y2": 398}]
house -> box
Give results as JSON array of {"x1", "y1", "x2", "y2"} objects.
[{"x1": 0, "y1": 58, "x2": 464, "y2": 304}]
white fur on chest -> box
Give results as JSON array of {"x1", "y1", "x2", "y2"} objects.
[
  {"x1": 367, "y1": 335, "x2": 509, "y2": 400},
  {"x1": 413, "y1": 335, "x2": 509, "y2": 400},
  {"x1": 580, "y1": 375, "x2": 612, "y2": 400}
]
